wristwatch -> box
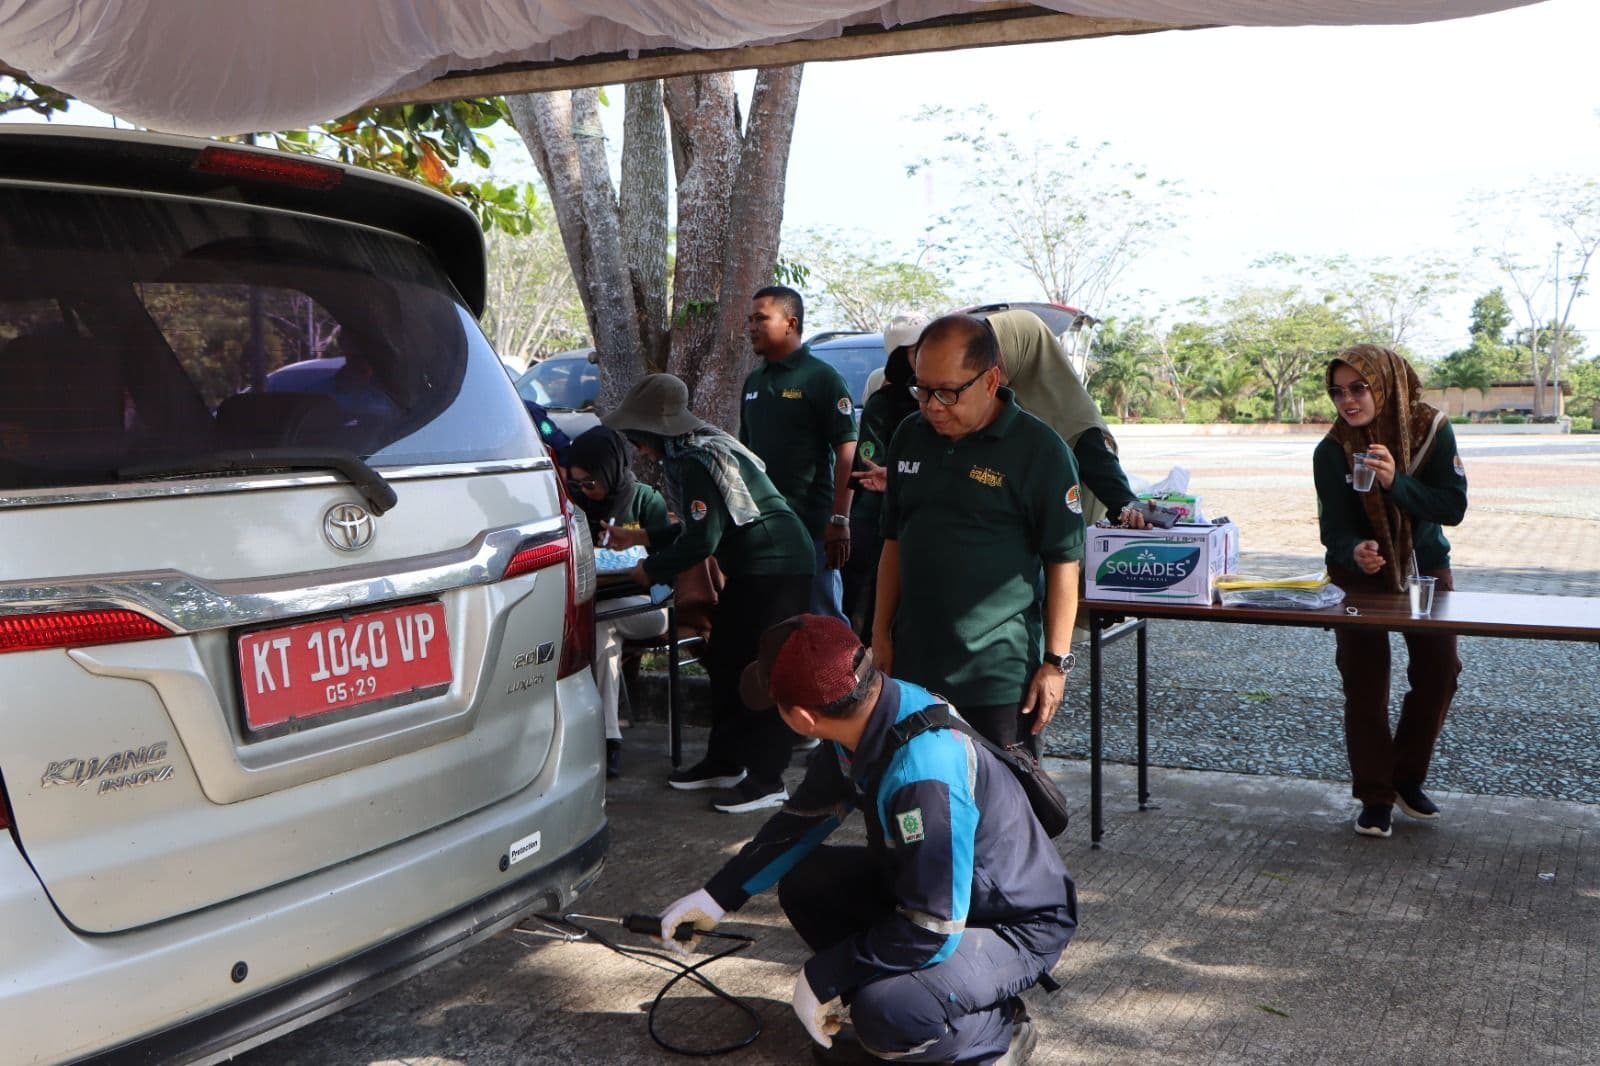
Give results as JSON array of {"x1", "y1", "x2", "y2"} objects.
[
  {"x1": 828, "y1": 514, "x2": 850, "y2": 528},
  {"x1": 1042, "y1": 651, "x2": 1075, "y2": 675}
]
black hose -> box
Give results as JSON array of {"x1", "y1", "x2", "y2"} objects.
[{"x1": 533, "y1": 913, "x2": 763, "y2": 1057}]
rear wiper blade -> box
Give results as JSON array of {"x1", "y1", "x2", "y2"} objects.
[{"x1": 119, "y1": 448, "x2": 398, "y2": 515}]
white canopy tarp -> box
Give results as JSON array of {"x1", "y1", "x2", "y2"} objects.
[{"x1": 0, "y1": 0, "x2": 1545, "y2": 135}]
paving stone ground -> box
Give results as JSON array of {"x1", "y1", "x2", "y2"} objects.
[{"x1": 243, "y1": 430, "x2": 1600, "y2": 1066}]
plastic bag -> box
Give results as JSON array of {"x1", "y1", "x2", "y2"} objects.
[
  {"x1": 1216, "y1": 570, "x2": 1345, "y2": 609},
  {"x1": 594, "y1": 545, "x2": 648, "y2": 573}
]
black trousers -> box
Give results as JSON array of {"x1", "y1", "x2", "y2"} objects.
[
  {"x1": 778, "y1": 845, "x2": 1056, "y2": 1063},
  {"x1": 1330, "y1": 566, "x2": 1462, "y2": 806},
  {"x1": 962, "y1": 702, "x2": 1041, "y2": 758},
  {"x1": 702, "y1": 572, "x2": 810, "y2": 787},
  {"x1": 841, "y1": 511, "x2": 882, "y2": 642}
]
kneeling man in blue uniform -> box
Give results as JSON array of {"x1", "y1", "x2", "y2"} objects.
[{"x1": 658, "y1": 615, "x2": 1076, "y2": 1064}]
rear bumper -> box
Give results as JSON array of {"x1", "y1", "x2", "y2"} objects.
[{"x1": 77, "y1": 823, "x2": 608, "y2": 1066}]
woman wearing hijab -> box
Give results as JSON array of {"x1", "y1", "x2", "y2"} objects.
[
  {"x1": 1315, "y1": 344, "x2": 1468, "y2": 839},
  {"x1": 842, "y1": 312, "x2": 928, "y2": 640},
  {"x1": 567, "y1": 426, "x2": 670, "y2": 779},
  {"x1": 987, "y1": 309, "x2": 1149, "y2": 530},
  {"x1": 603, "y1": 374, "x2": 814, "y2": 814}
]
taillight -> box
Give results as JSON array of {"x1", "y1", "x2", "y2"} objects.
[
  {"x1": 557, "y1": 475, "x2": 597, "y2": 678},
  {"x1": 502, "y1": 476, "x2": 597, "y2": 679},
  {"x1": 0, "y1": 609, "x2": 171, "y2": 654},
  {"x1": 194, "y1": 146, "x2": 343, "y2": 190}
]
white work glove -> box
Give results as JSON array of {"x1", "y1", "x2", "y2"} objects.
[
  {"x1": 791, "y1": 968, "x2": 847, "y2": 1048},
  {"x1": 658, "y1": 888, "x2": 725, "y2": 953}
]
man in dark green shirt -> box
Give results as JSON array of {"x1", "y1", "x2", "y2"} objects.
[
  {"x1": 740, "y1": 286, "x2": 858, "y2": 621},
  {"x1": 874, "y1": 315, "x2": 1086, "y2": 755}
]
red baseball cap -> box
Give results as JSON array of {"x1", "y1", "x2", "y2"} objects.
[{"x1": 739, "y1": 614, "x2": 873, "y2": 710}]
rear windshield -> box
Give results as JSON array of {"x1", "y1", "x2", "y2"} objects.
[
  {"x1": 812, "y1": 339, "x2": 884, "y2": 406},
  {"x1": 0, "y1": 185, "x2": 539, "y2": 492}
]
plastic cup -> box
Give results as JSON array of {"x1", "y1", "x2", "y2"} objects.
[
  {"x1": 1407, "y1": 575, "x2": 1437, "y2": 617},
  {"x1": 1351, "y1": 453, "x2": 1377, "y2": 493}
]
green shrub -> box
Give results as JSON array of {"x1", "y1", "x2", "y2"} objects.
[
  {"x1": 1449, "y1": 415, "x2": 1469, "y2": 424},
  {"x1": 1570, "y1": 415, "x2": 1594, "y2": 432},
  {"x1": 1499, "y1": 415, "x2": 1528, "y2": 424}
]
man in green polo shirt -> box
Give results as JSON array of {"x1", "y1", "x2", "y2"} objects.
[
  {"x1": 740, "y1": 286, "x2": 858, "y2": 622},
  {"x1": 873, "y1": 314, "x2": 1085, "y2": 755}
]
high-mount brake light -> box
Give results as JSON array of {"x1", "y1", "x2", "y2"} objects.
[
  {"x1": 194, "y1": 146, "x2": 343, "y2": 190},
  {"x1": 0, "y1": 609, "x2": 171, "y2": 654}
]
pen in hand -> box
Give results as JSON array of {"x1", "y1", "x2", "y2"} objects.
[{"x1": 601, "y1": 519, "x2": 614, "y2": 548}]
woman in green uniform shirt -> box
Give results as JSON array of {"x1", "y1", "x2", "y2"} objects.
[
  {"x1": 1314, "y1": 344, "x2": 1468, "y2": 839},
  {"x1": 603, "y1": 374, "x2": 814, "y2": 814},
  {"x1": 567, "y1": 426, "x2": 671, "y2": 779}
]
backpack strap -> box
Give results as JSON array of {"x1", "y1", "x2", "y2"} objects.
[{"x1": 861, "y1": 704, "x2": 951, "y2": 803}]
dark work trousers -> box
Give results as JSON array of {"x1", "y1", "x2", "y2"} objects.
[
  {"x1": 1331, "y1": 566, "x2": 1462, "y2": 807},
  {"x1": 778, "y1": 845, "x2": 1054, "y2": 1064},
  {"x1": 702, "y1": 572, "x2": 811, "y2": 788},
  {"x1": 963, "y1": 701, "x2": 1042, "y2": 759},
  {"x1": 841, "y1": 511, "x2": 882, "y2": 642}
]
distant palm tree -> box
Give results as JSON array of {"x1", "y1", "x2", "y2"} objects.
[
  {"x1": 1201, "y1": 359, "x2": 1260, "y2": 421},
  {"x1": 1088, "y1": 348, "x2": 1153, "y2": 420}
]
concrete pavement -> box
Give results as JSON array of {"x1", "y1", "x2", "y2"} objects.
[
  {"x1": 240, "y1": 430, "x2": 1600, "y2": 1065},
  {"x1": 250, "y1": 728, "x2": 1600, "y2": 1065}
]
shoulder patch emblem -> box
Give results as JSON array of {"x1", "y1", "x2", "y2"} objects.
[
  {"x1": 1066, "y1": 484, "x2": 1082, "y2": 514},
  {"x1": 837, "y1": 396, "x2": 853, "y2": 415},
  {"x1": 895, "y1": 808, "x2": 925, "y2": 844},
  {"x1": 782, "y1": 388, "x2": 804, "y2": 400},
  {"x1": 688, "y1": 500, "x2": 708, "y2": 522},
  {"x1": 860, "y1": 441, "x2": 876, "y2": 460},
  {"x1": 1453, "y1": 455, "x2": 1466, "y2": 479}
]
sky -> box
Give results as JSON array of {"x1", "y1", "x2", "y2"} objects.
[
  {"x1": 760, "y1": 0, "x2": 1600, "y2": 350},
  {"x1": 7, "y1": 0, "x2": 1596, "y2": 355}
]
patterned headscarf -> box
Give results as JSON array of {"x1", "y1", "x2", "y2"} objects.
[
  {"x1": 663, "y1": 426, "x2": 766, "y2": 528},
  {"x1": 1325, "y1": 344, "x2": 1446, "y2": 591}
]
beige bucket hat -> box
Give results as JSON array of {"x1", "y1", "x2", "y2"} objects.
[{"x1": 602, "y1": 373, "x2": 708, "y2": 437}]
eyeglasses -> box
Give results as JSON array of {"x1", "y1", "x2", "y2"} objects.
[
  {"x1": 567, "y1": 478, "x2": 600, "y2": 492},
  {"x1": 1327, "y1": 381, "x2": 1372, "y2": 402},
  {"x1": 908, "y1": 367, "x2": 989, "y2": 407}
]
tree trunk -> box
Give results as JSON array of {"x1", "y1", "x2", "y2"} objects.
[
  {"x1": 509, "y1": 66, "x2": 804, "y2": 436},
  {"x1": 507, "y1": 93, "x2": 596, "y2": 340},
  {"x1": 509, "y1": 91, "x2": 644, "y2": 410},
  {"x1": 621, "y1": 81, "x2": 670, "y2": 382},
  {"x1": 663, "y1": 73, "x2": 740, "y2": 423},
  {"x1": 700, "y1": 65, "x2": 804, "y2": 431}
]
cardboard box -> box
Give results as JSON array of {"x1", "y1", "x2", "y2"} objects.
[{"x1": 1085, "y1": 522, "x2": 1240, "y2": 605}]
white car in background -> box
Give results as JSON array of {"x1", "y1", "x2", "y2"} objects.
[{"x1": 0, "y1": 127, "x2": 607, "y2": 1064}]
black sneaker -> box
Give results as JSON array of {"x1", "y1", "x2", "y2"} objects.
[
  {"x1": 1395, "y1": 785, "x2": 1440, "y2": 820},
  {"x1": 667, "y1": 760, "x2": 745, "y2": 792},
  {"x1": 1354, "y1": 804, "x2": 1393, "y2": 838},
  {"x1": 710, "y1": 778, "x2": 787, "y2": 813}
]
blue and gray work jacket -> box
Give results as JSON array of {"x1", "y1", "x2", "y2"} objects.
[{"x1": 703, "y1": 678, "x2": 1077, "y2": 1002}]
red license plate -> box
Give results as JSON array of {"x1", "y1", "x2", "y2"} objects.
[{"x1": 237, "y1": 602, "x2": 452, "y2": 731}]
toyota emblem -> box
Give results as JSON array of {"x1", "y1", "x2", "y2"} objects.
[{"x1": 323, "y1": 502, "x2": 376, "y2": 552}]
